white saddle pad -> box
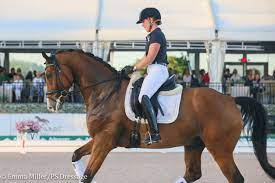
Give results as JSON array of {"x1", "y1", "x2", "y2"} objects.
[{"x1": 124, "y1": 72, "x2": 183, "y2": 124}]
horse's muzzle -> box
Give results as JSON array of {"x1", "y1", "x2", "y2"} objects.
[{"x1": 47, "y1": 98, "x2": 61, "y2": 112}]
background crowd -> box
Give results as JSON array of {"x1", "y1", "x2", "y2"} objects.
[
  {"x1": 170, "y1": 68, "x2": 209, "y2": 87},
  {"x1": 2, "y1": 61, "x2": 275, "y2": 103},
  {"x1": 0, "y1": 66, "x2": 45, "y2": 103},
  {"x1": 222, "y1": 68, "x2": 272, "y2": 99}
]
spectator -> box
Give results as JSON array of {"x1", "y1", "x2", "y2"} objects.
[
  {"x1": 222, "y1": 68, "x2": 231, "y2": 94},
  {"x1": 33, "y1": 70, "x2": 37, "y2": 78},
  {"x1": 8, "y1": 67, "x2": 16, "y2": 82},
  {"x1": 23, "y1": 71, "x2": 34, "y2": 102},
  {"x1": 199, "y1": 69, "x2": 210, "y2": 86},
  {"x1": 244, "y1": 70, "x2": 258, "y2": 98},
  {"x1": 223, "y1": 68, "x2": 231, "y2": 82},
  {"x1": 230, "y1": 69, "x2": 241, "y2": 83},
  {"x1": 16, "y1": 68, "x2": 24, "y2": 80},
  {"x1": 0, "y1": 67, "x2": 9, "y2": 85},
  {"x1": 25, "y1": 71, "x2": 33, "y2": 81},
  {"x1": 30, "y1": 72, "x2": 45, "y2": 103},
  {"x1": 250, "y1": 72, "x2": 264, "y2": 99},
  {"x1": 244, "y1": 70, "x2": 254, "y2": 87},
  {"x1": 12, "y1": 74, "x2": 23, "y2": 103},
  {"x1": 190, "y1": 70, "x2": 200, "y2": 87},
  {"x1": 182, "y1": 68, "x2": 191, "y2": 83}
]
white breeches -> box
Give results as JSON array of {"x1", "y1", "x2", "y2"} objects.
[{"x1": 138, "y1": 64, "x2": 169, "y2": 103}]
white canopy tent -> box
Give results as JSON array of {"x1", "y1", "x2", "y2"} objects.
[
  {"x1": 1, "y1": 0, "x2": 274, "y2": 41},
  {"x1": 1, "y1": 0, "x2": 275, "y2": 87}
]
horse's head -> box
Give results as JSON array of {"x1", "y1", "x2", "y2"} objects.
[{"x1": 42, "y1": 51, "x2": 73, "y2": 112}]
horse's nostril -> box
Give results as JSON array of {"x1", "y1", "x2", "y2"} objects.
[{"x1": 49, "y1": 106, "x2": 53, "y2": 109}]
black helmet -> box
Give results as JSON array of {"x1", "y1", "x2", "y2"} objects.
[{"x1": 136, "y1": 7, "x2": 161, "y2": 24}]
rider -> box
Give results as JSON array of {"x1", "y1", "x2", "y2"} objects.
[{"x1": 134, "y1": 7, "x2": 169, "y2": 145}]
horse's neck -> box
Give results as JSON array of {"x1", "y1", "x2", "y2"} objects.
[{"x1": 68, "y1": 57, "x2": 119, "y2": 108}]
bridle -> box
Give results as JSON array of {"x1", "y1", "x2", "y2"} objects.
[
  {"x1": 45, "y1": 53, "x2": 73, "y2": 109},
  {"x1": 45, "y1": 54, "x2": 69, "y2": 95},
  {"x1": 45, "y1": 52, "x2": 123, "y2": 110}
]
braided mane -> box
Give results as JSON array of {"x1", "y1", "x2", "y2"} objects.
[{"x1": 56, "y1": 49, "x2": 118, "y2": 74}]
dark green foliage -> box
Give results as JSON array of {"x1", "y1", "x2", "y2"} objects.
[{"x1": 167, "y1": 55, "x2": 189, "y2": 77}]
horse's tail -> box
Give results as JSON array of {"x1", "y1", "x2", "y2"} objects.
[{"x1": 235, "y1": 96, "x2": 275, "y2": 179}]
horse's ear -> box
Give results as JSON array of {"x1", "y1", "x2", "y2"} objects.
[{"x1": 42, "y1": 51, "x2": 49, "y2": 60}]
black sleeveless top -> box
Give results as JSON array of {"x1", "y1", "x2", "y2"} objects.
[{"x1": 145, "y1": 28, "x2": 168, "y2": 65}]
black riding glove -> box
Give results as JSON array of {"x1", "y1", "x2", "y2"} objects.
[{"x1": 122, "y1": 65, "x2": 135, "y2": 76}]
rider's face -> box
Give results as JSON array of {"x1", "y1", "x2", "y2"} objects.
[{"x1": 142, "y1": 18, "x2": 152, "y2": 32}]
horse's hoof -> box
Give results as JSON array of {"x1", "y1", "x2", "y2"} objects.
[
  {"x1": 72, "y1": 152, "x2": 79, "y2": 162},
  {"x1": 174, "y1": 177, "x2": 188, "y2": 183}
]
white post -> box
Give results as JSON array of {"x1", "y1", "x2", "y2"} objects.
[
  {"x1": 109, "y1": 50, "x2": 115, "y2": 66},
  {"x1": 81, "y1": 42, "x2": 93, "y2": 53},
  {"x1": 204, "y1": 41, "x2": 211, "y2": 72},
  {"x1": 102, "y1": 42, "x2": 110, "y2": 61},
  {"x1": 93, "y1": 41, "x2": 110, "y2": 61},
  {"x1": 209, "y1": 40, "x2": 226, "y2": 93},
  {"x1": 0, "y1": 52, "x2": 4, "y2": 66},
  {"x1": 93, "y1": 0, "x2": 103, "y2": 57},
  {"x1": 92, "y1": 39, "x2": 99, "y2": 56}
]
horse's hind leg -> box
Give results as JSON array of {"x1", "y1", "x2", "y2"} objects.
[
  {"x1": 183, "y1": 137, "x2": 205, "y2": 182},
  {"x1": 208, "y1": 148, "x2": 243, "y2": 183},
  {"x1": 72, "y1": 139, "x2": 94, "y2": 162},
  {"x1": 204, "y1": 128, "x2": 244, "y2": 183}
]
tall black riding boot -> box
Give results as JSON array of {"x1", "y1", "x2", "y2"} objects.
[{"x1": 141, "y1": 95, "x2": 161, "y2": 145}]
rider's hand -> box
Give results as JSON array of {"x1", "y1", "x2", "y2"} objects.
[{"x1": 121, "y1": 65, "x2": 135, "y2": 76}]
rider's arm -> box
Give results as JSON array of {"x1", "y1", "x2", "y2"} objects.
[{"x1": 135, "y1": 43, "x2": 160, "y2": 70}]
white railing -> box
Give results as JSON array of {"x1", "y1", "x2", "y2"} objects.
[{"x1": 0, "y1": 40, "x2": 264, "y2": 51}]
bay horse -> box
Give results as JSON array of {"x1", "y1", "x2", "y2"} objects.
[{"x1": 42, "y1": 50, "x2": 275, "y2": 183}]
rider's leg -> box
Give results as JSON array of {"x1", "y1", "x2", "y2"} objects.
[
  {"x1": 141, "y1": 95, "x2": 161, "y2": 145},
  {"x1": 138, "y1": 64, "x2": 169, "y2": 145}
]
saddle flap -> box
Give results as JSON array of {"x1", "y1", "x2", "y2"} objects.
[{"x1": 131, "y1": 78, "x2": 144, "y2": 117}]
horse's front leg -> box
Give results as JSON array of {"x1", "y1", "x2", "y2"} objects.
[
  {"x1": 72, "y1": 139, "x2": 94, "y2": 162},
  {"x1": 81, "y1": 133, "x2": 115, "y2": 183},
  {"x1": 72, "y1": 139, "x2": 94, "y2": 179}
]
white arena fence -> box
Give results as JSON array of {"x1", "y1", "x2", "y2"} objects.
[{"x1": 0, "y1": 113, "x2": 274, "y2": 153}]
